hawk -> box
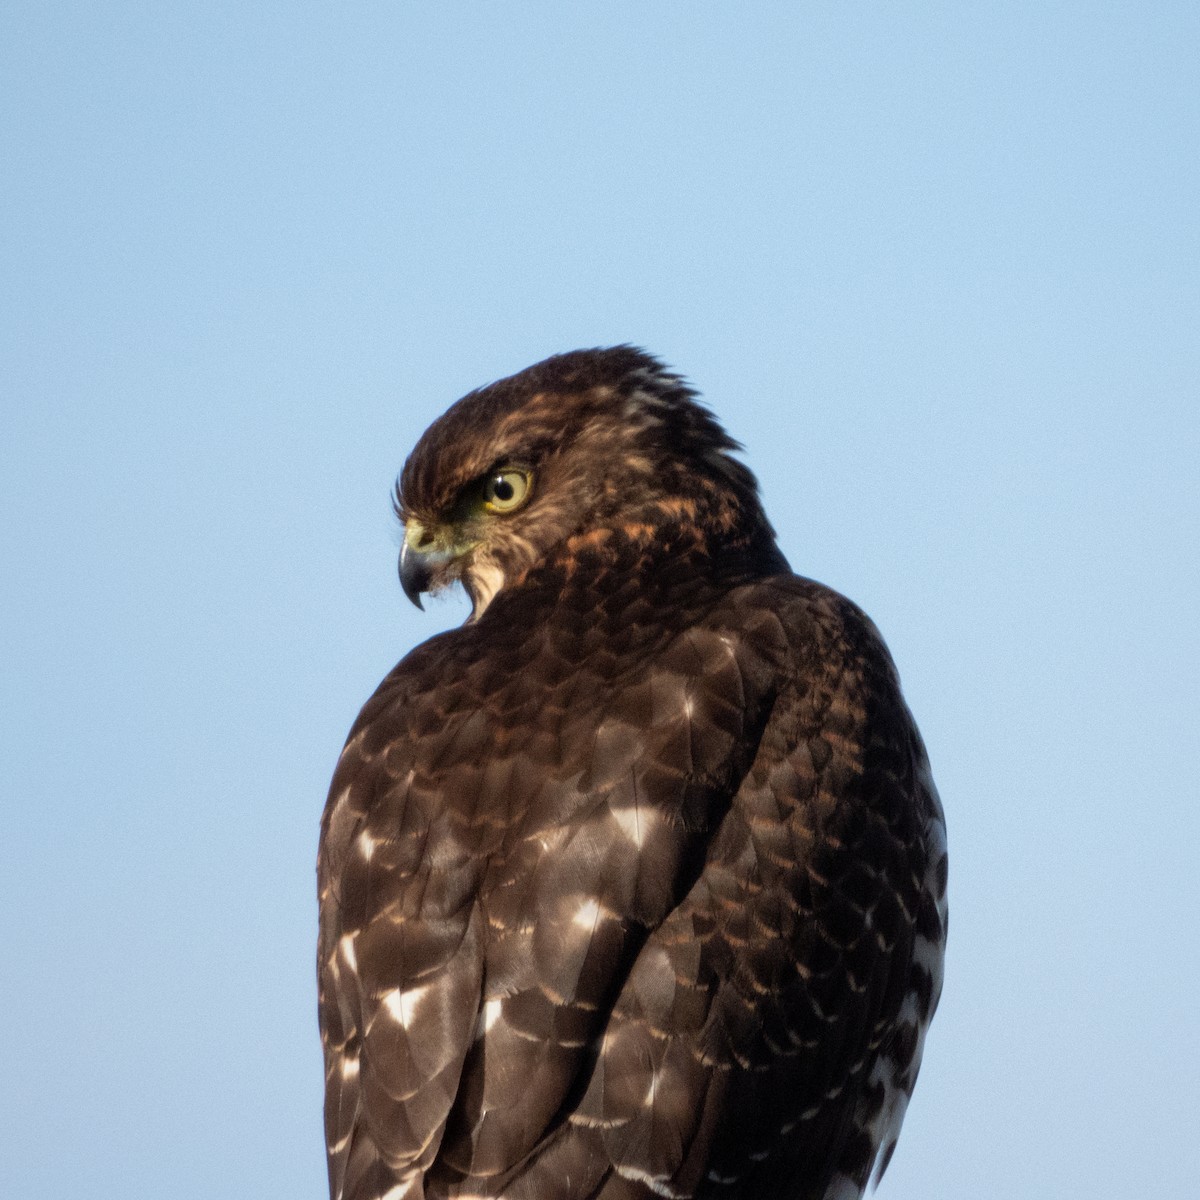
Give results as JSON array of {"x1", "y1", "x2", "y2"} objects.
[{"x1": 318, "y1": 347, "x2": 946, "y2": 1200}]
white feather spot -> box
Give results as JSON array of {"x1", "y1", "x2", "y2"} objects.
[
  {"x1": 357, "y1": 830, "x2": 377, "y2": 861},
  {"x1": 382, "y1": 984, "x2": 431, "y2": 1030},
  {"x1": 613, "y1": 1165, "x2": 685, "y2": 1198},
  {"x1": 822, "y1": 1175, "x2": 863, "y2": 1200},
  {"x1": 340, "y1": 1054, "x2": 359, "y2": 1080},
  {"x1": 611, "y1": 805, "x2": 656, "y2": 848},
  {"x1": 573, "y1": 898, "x2": 610, "y2": 930},
  {"x1": 707, "y1": 1168, "x2": 741, "y2": 1184},
  {"x1": 480, "y1": 998, "x2": 502, "y2": 1034},
  {"x1": 339, "y1": 934, "x2": 357, "y2": 972},
  {"x1": 380, "y1": 1179, "x2": 422, "y2": 1200}
]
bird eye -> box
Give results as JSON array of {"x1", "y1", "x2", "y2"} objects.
[{"x1": 482, "y1": 469, "x2": 531, "y2": 513}]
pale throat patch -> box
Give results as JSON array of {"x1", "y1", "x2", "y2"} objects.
[{"x1": 466, "y1": 561, "x2": 506, "y2": 620}]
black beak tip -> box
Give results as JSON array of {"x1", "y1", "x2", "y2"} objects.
[{"x1": 398, "y1": 543, "x2": 428, "y2": 610}]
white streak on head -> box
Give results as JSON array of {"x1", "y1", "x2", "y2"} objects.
[{"x1": 382, "y1": 984, "x2": 431, "y2": 1030}]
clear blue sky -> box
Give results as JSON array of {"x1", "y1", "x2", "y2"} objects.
[{"x1": 3, "y1": 5, "x2": 1197, "y2": 1197}]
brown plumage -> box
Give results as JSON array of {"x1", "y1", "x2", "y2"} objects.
[{"x1": 318, "y1": 347, "x2": 946, "y2": 1200}]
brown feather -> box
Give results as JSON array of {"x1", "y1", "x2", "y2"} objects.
[{"x1": 318, "y1": 348, "x2": 946, "y2": 1199}]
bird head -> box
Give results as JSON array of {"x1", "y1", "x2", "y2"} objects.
[{"x1": 393, "y1": 346, "x2": 777, "y2": 620}]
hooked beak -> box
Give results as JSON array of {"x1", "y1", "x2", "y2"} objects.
[{"x1": 398, "y1": 523, "x2": 457, "y2": 610}]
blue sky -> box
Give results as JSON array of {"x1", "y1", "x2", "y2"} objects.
[{"x1": 3, "y1": 4, "x2": 1197, "y2": 1197}]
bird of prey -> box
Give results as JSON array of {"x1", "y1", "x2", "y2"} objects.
[{"x1": 318, "y1": 347, "x2": 946, "y2": 1200}]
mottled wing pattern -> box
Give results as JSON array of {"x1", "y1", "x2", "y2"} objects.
[
  {"x1": 318, "y1": 638, "x2": 490, "y2": 1198},
  {"x1": 318, "y1": 574, "x2": 946, "y2": 1200}
]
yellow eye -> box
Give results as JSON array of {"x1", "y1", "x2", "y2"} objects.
[{"x1": 482, "y1": 469, "x2": 531, "y2": 513}]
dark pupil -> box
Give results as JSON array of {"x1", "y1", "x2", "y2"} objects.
[{"x1": 492, "y1": 477, "x2": 514, "y2": 502}]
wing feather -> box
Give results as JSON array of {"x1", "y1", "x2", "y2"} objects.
[{"x1": 318, "y1": 578, "x2": 945, "y2": 1200}]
